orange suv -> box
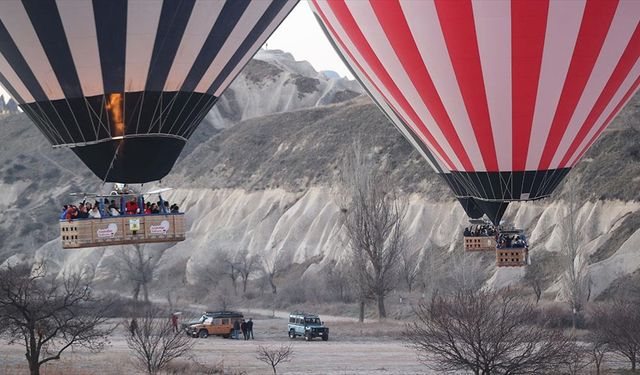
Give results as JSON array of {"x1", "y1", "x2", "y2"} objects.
[{"x1": 184, "y1": 311, "x2": 243, "y2": 338}]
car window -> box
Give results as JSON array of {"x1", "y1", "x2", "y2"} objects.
[
  {"x1": 222, "y1": 318, "x2": 229, "y2": 325},
  {"x1": 289, "y1": 317, "x2": 295, "y2": 323}
]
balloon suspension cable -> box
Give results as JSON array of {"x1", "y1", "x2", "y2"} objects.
[{"x1": 102, "y1": 141, "x2": 123, "y2": 187}]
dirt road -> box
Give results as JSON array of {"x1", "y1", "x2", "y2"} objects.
[{"x1": 0, "y1": 316, "x2": 429, "y2": 375}]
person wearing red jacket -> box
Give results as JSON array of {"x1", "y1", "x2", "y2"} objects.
[{"x1": 125, "y1": 198, "x2": 139, "y2": 215}]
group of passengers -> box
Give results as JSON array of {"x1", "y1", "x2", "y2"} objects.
[
  {"x1": 61, "y1": 196, "x2": 179, "y2": 221},
  {"x1": 463, "y1": 224, "x2": 496, "y2": 237},
  {"x1": 497, "y1": 233, "x2": 527, "y2": 249}
]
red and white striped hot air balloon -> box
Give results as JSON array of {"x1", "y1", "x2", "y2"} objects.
[{"x1": 310, "y1": 0, "x2": 640, "y2": 224}]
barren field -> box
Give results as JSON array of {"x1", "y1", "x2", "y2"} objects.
[{"x1": 0, "y1": 315, "x2": 430, "y2": 375}]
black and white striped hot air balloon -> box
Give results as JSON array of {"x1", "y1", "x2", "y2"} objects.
[{"x1": 0, "y1": 0, "x2": 297, "y2": 183}]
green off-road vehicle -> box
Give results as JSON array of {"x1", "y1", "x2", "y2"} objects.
[{"x1": 287, "y1": 311, "x2": 329, "y2": 341}]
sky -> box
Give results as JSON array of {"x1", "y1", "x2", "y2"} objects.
[
  {"x1": 0, "y1": 2, "x2": 351, "y2": 102},
  {"x1": 264, "y1": 1, "x2": 353, "y2": 79}
]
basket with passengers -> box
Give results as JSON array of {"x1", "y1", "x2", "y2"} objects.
[{"x1": 59, "y1": 184, "x2": 185, "y2": 249}]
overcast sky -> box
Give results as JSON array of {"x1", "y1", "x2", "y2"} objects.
[
  {"x1": 0, "y1": 2, "x2": 351, "y2": 102},
  {"x1": 265, "y1": 1, "x2": 352, "y2": 78}
]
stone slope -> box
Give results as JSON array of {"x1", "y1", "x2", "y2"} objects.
[{"x1": 0, "y1": 71, "x2": 638, "y2": 302}]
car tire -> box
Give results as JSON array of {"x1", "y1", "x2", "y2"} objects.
[
  {"x1": 198, "y1": 330, "x2": 208, "y2": 339},
  {"x1": 322, "y1": 334, "x2": 329, "y2": 341},
  {"x1": 289, "y1": 330, "x2": 296, "y2": 339}
]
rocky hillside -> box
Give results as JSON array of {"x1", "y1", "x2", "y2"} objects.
[
  {"x1": 180, "y1": 49, "x2": 361, "y2": 159},
  {"x1": 0, "y1": 50, "x2": 638, "y2": 303},
  {"x1": 204, "y1": 49, "x2": 361, "y2": 130}
]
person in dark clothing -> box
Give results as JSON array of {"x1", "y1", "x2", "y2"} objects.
[
  {"x1": 246, "y1": 318, "x2": 254, "y2": 339},
  {"x1": 171, "y1": 314, "x2": 179, "y2": 333},
  {"x1": 240, "y1": 319, "x2": 248, "y2": 340},
  {"x1": 233, "y1": 319, "x2": 241, "y2": 339},
  {"x1": 129, "y1": 318, "x2": 138, "y2": 337}
]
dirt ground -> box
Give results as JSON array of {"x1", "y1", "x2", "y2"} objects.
[{"x1": 0, "y1": 315, "x2": 431, "y2": 375}]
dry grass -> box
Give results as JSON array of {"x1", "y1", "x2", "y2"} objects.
[
  {"x1": 1, "y1": 358, "x2": 129, "y2": 375},
  {"x1": 318, "y1": 320, "x2": 406, "y2": 341},
  {"x1": 163, "y1": 358, "x2": 247, "y2": 375}
]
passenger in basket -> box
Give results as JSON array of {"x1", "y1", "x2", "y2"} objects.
[
  {"x1": 150, "y1": 203, "x2": 160, "y2": 214},
  {"x1": 60, "y1": 205, "x2": 69, "y2": 220},
  {"x1": 89, "y1": 205, "x2": 101, "y2": 219},
  {"x1": 170, "y1": 204, "x2": 179, "y2": 213},
  {"x1": 65, "y1": 205, "x2": 78, "y2": 222},
  {"x1": 77, "y1": 203, "x2": 89, "y2": 219},
  {"x1": 109, "y1": 203, "x2": 120, "y2": 216},
  {"x1": 125, "y1": 198, "x2": 139, "y2": 215},
  {"x1": 144, "y1": 202, "x2": 152, "y2": 214}
]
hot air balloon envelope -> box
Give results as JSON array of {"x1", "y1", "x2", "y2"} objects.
[
  {"x1": 0, "y1": 0, "x2": 297, "y2": 183},
  {"x1": 310, "y1": 0, "x2": 640, "y2": 224}
]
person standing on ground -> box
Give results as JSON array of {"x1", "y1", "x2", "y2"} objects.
[
  {"x1": 240, "y1": 319, "x2": 248, "y2": 340},
  {"x1": 171, "y1": 313, "x2": 179, "y2": 333},
  {"x1": 129, "y1": 318, "x2": 138, "y2": 337},
  {"x1": 247, "y1": 318, "x2": 254, "y2": 339},
  {"x1": 233, "y1": 319, "x2": 241, "y2": 339}
]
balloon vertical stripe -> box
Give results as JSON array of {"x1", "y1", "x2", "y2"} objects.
[
  {"x1": 23, "y1": 0, "x2": 83, "y2": 99},
  {"x1": 179, "y1": 0, "x2": 251, "y2": 93},
  {"x1": 207, "y1": 0, "x2": 293, "y2": 96},
  {"x1": 511, "y1": 0, "x2": 548, "y2": 172},
  {"x1": 312, "y1": 10, "x2": 445, "y2": 174},
  {"x1": 434, "y1": 0, "x2": 499, "y2": 172},
  {"x1": 144, "y1": 0, "x2": 196, "y2": 92},
  {"x1": 560, "y1": 22, "x2": 640, "y2": 167},
  {"x1": 572, "y1": 74, "x2": 640, "y2": 166},
  {"x1": 312, "y1": 0, "x2": 451, "y2": 171},
  {"x1": 93, "y1": 0, "x2": 127, "y2": 95},
  {"x1": 370, "y1": 0, "x2": 475, "y2": 172},
  {"x1": 538, "y1": 0, "x2": 618, "y2": 171},
  {"x1": 0, "y1": 21, "x2": 48, "y2": 102},
  {"x1": 324, "y1": 0, "x2": 459, "y2": 170}
]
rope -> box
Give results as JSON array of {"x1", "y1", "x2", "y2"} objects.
[{"x1": 102, "y1": 141, "x2": 123, "y2": 187}]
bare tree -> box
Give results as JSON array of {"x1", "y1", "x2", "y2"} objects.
[
  {"x1": 338, "y1": 142, "x2": 407, "y2": 319},
  {"x1": 399, "y1": 245, "x2": 421, "y2": 293},
  {"x1": 262, "y1": 246, "x2": 287, "y2": 295},
  {"x1": 255, "y1": 344, "x2": 294, "y2": 375},
  {"x1": 586, "y1": 328, "x2": 609, "y2": 375},
  {"x1": 236, "y1": 249, "x2": 258, "y2": 294},
  {"x1": 324, "y1": 260, "x2": 351, "y2": 302},
  {"x1": 127, "y1": 306, "x2": 194, "y2": 374},
  {"x1": 592, "y1": 300, "x2": 640, "y2": 371},
  {"x1": 523, "y1": 259, "x2": 544, "y2": 304},
  {"x1": 559, "y1": 197, "x2": 591, "y2": 330},
  {"x1": 447, "y1": 251, "x2": 486, "y2": 293},
  {"x1": 418, "y1": 245, "x2": 444, "y2": 299},
  {"x1": 348, "y1": 244, "x2": 372, "y2": 322},
  {"x1": 211, "y1": 287, "x2": 238, "y2": 312},
  {"x1": 0, "y1": 263, "x2": 114, "y2": 375},
  {"x1": 221, "y1": 250, "x2": 240, "y2": 296},
  {"x1": 194, "y1": 253, "x2": 227, "y2": 291},
  {"x1": 562, "y1": 340, "x2": 592, "y2": 375},
  {"x1": 406, "y1": 290, "x2": 575, "y2": 375},
  {"x1": 119, "y1": 244, "x2": 156, "y2": 303}
]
